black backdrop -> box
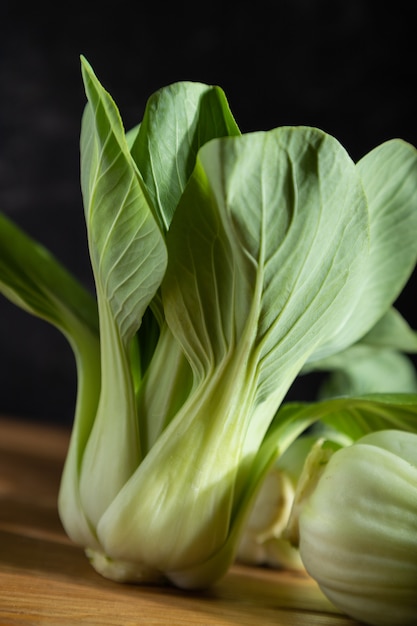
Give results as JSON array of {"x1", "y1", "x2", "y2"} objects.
[{"x1": 1, "y1": 0, "x2": 416, "y2": 425}]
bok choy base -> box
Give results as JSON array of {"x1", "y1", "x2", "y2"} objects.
[{"x1": 0, "y1": 56, "x2": 416, "y2": 591}]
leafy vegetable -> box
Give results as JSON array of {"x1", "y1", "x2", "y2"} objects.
[
  {"x1": 0, "y1": 56, "x2": 417, "y2": 603},
  {"x1": 285, "y1": 430, "x2": 417, "y2": 626}
]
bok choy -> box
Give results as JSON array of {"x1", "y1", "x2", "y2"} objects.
[
  {"x1": 285, "y1": 429, "x2": 417, "y2": 626},
  {"x1": 1, "y1": 57, "x2": 417, "y2": 596}
]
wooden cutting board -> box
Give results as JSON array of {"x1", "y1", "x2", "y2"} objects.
[{"x1": 0, "y1": 417, "x2": 360, "y2": 625}]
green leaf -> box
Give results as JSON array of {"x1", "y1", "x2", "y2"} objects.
[
  {"x1": 276, "y1": 394, "x2": 417, "y2": 442},
  {"x1": 309, "y1": 139, "x2": 417, "y2": 362},
  {"x1": 302, "y1": 306, "x2": 417, "y2": 398},
  {"x1": 357, "y1": 139, "x2": 417, "y2": 310},
  {"x1": 0, "y1": 212, "x2": 98, "y2": 339},
  {"x1": 361, "y1": 306, "x2": 417, "y2": 351},
  {"x1": 80, "y1": 89, "x2": 167, "y2": 343},
  {"x1": 317, "y1": 345, "x2": 417, "y2": 398},
  {"x1": 163, "y1": 126, "x2": 370, "y2": 451},
  {"x1": 0, "y1": 212, "x2": 102, "y2": 550},
  {"x1": 130, "y1": 81, "x2": 240, "y2": 230},
  {"x1": 76, "y1": 57, "x2": 168, "y2": 529},
  {"x1": 125, "y1": 123, "x2": 140, "y2": 149},
  {"x1": 0, "y1": 214, "x2": 101, "y2": 459}
]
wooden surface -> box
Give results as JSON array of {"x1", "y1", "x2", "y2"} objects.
[{"x1": 0, "y1": 417, "x2": 361, "y2": 626}]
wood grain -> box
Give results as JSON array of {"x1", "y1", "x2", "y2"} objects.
[{"x1": 0, "y1": 417, "x2": 360, "y2": 625}]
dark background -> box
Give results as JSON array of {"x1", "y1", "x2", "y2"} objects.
[{"x1": 1, "y1": 0, "x2": 416, "y2": 426}]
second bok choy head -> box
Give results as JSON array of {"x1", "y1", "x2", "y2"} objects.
[
  {"x1": 1, "y1": 56, "x2": 417, "y2": 590},
  {"x1": 284, "y1": 430, "x2": 417, "y2": 626}
]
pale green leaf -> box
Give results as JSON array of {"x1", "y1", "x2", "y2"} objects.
[
  {"x1": 0, "y1": 212, "x2": 101, "y2": 465},
  {"x1": 80, "y1": 98, "x2": 167, "y2": 344},
  {"x1": 301, "y1": 305, "x2": 417, "y2": 398},
  {"x1": 0, "y1": 212, "x2": 101, "y2": 550},
  {"x1": 163, "y1": 127, "x2": 370, "y2": 440},
  {"x1": 130, "y1": 81, "x2": 240, "y2": 231},
  {"x1": 309, "y1": 139, "x2": 417, "y2": 362},
  {"x1": 357, "y1": 139, "x2": 417, "y2": 312},
  {"x1": 318, "y1": 345, "x2": 417, "y2": 398},
  {"x1": 0, "y1": 212, "x2": 98, "y2": 339},
  {"x1": 361, "y1": 306, "x2": 417, "y2": 351},
  {"x1": 276, "y1": 394, "x2": 417, "y2": 442}
]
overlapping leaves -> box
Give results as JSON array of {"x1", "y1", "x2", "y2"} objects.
[{"x1": 0, "y1": 56, "x2": 416, "y2": 589}]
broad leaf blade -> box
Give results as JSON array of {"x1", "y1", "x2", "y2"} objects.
[
  {"x1": 309, "y1": 139, "x2": 417, "y2": 361},
  {"x1": 130, "y1": 81, "x2": 240, "y2": 231},
  {"x1": 362, "y1": 306, "x2": 417, "y2": 350},
  {"x1": 302, "y1": 305, "x2": 417, "y2": 397},
  {"x1": 0, "y1": 212, "x2": 98, "y2": 338},
  {"x1": 357, "y1": 139, "x2": 417, "y2": 308},
  {"x1": 163, "y1": 127, "x2": 370, "y2": 451},
  {"x1": 318, "y1": 345, "x2": 417, "y2": 398}
]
